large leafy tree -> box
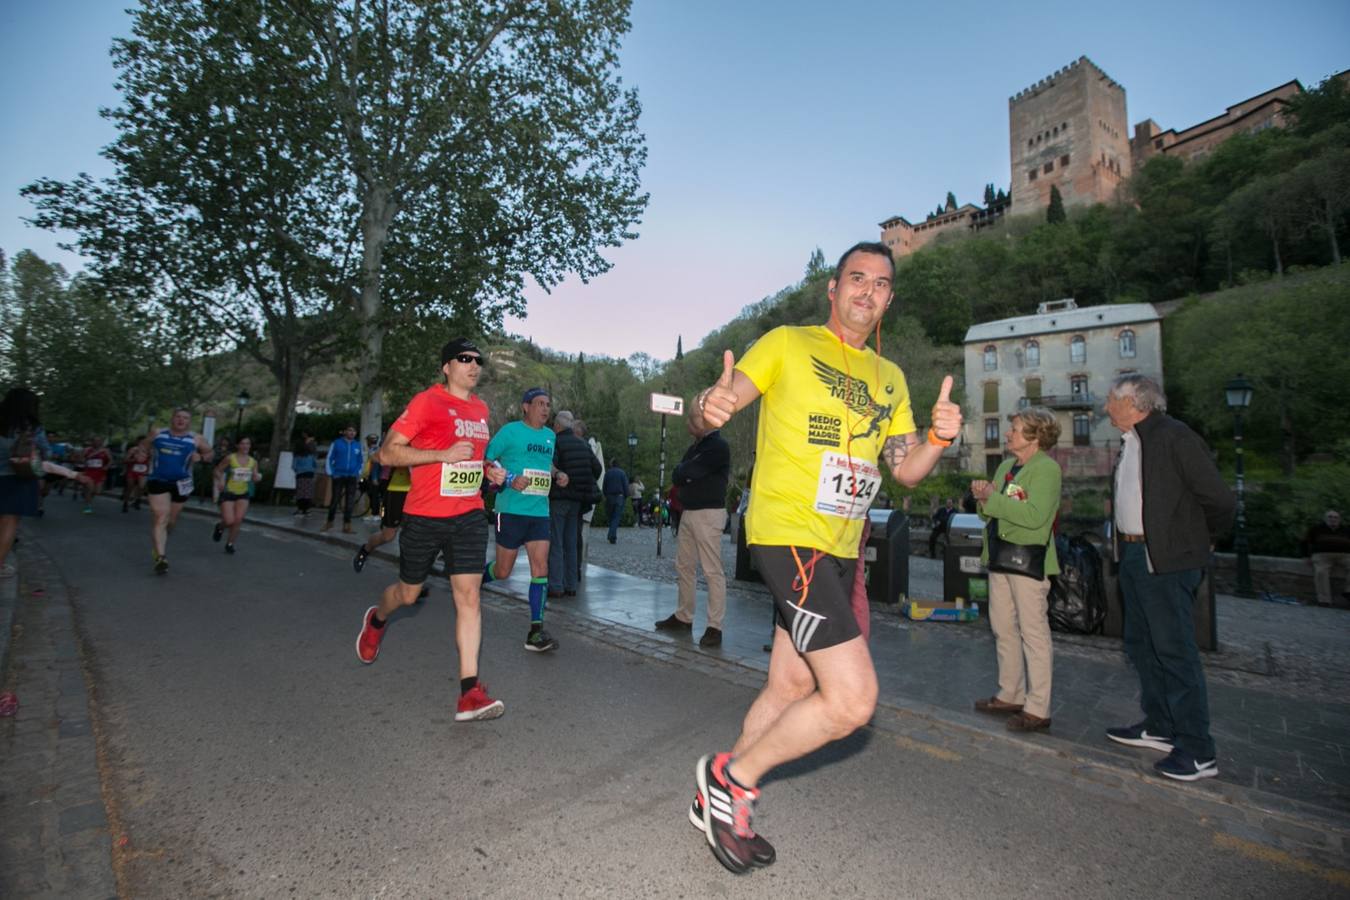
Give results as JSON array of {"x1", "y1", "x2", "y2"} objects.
[{"x1": 26, "y1": 0, "x2": 647, "y2": 455}]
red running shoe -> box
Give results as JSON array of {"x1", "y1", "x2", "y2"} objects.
[
  {"x1": 455, "y1": 683, "x2": 505, "y2": 721},
  {"x1": 355, "y1": 606, "x2": 384, "y2": 664}
]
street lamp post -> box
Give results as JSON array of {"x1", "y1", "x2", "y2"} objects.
[
  {"x1": 235, "y1": 389, "x2": 251, "y2": 442},
  {"x1": 627, "y1": 431, "x2": 638, "y2": 474},
  {"x1": 1224, "y1": 374, "x2": 1255, "y2": 597}
]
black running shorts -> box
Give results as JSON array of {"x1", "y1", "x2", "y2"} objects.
[
  {"x1": 146, "y1": 479, "x2": 191, "y2": 503},
  {"x1": 398, "y1": 511, "x2": 488, "y2": 583},
  {"x1": 219, "y1": 491, "x2": 249, "y2": 503},
  {"x1": 380, "y1": 490, "x2": 407, "y2": 530},
  {"x1": 752, "y1": 545, "x2": 860, "y2": 653}
]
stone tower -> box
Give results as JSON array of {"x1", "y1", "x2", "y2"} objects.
[{"x1": 1008, "y1": 57, "x2": 1131, "y2": 216}]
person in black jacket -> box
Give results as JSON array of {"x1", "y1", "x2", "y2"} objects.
[
  {"x1": 547, "y1": 409, "x2": 600, "y2": 598},
  {"x1": 1103, "y1": 374, "x2": 1235, "y2": 783},
  {"x1": 602, "y1": 461, "x2": 629, "y2": 544},
  {"x1": 655, "y1": 417, "x2": 731, "y2": 647}
]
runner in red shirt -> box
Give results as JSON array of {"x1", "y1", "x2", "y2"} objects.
[
  {"x1": 122, "y1": 436, "x2": 151, "y2": 512},
  {"x1": 353, "y1": 338, "x2": 508, "y2": 721},
  {"x1": 80, "y1": 437, "x2": 113, "y2": 514}
]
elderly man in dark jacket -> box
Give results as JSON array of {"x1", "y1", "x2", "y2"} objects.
[
  {"x1": 1104, "y1": 374, "x2": 1235, "y2": 784},
  {"x1": 547, "y1": 409, "x2": 601, "y2": 598}
]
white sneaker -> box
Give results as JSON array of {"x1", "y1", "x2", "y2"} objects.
[{"x1": 0, "y1": 563, "x2": 16, "y2": 578}]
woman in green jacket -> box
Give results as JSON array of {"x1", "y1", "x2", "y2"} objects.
[{"x1": 970, "y1": 407, "x2": 1063, "y2": 733}]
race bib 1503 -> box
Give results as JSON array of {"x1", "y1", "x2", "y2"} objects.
[{"x1": 521, "y1": 467, "x2": 552, "y2": 497}]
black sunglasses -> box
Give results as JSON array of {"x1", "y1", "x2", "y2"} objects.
[{"x1": 453, "y1": 354, "x2": 485, "y2": 366}]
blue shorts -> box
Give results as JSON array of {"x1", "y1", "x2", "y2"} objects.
[{"x1": 494, "y1": 512, "x2": 549, "y2": 550}]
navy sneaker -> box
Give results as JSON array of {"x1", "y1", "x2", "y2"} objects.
[
  {"x1": 353, "y1": 545, "x2": 370, "y2": 573},
  {"x1": 524, "y1": 629, "x2": 559, "y2": 653},
  {"x1": 1154, "y1": 748, "x2": 1218, "y2": 782},
  {"x1": 690, "y1": 791, "x2": 775, "y2": 866},
  {"x1": 1106, "y1": 722, "x2": 1174, "y2": 753}
]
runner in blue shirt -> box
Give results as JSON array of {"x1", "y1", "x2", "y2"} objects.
[
  {"x1": 482, "y1": 387, "x2": 566, "y2": 652},
  {"x1": 145, "y1": 408, "x2": 214, "y2": 574}
]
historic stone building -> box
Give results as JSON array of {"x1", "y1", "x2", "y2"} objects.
[
  {"x1": 961, "y1": 299, "x2": 1162, "y2": 477},
  {"x1": 1131, "y1": 79, "x2": 1302, "y2": 167},
  {"x1": 878, "y1": 197, "x2": 1008, "y2": 259},
  {"x1": 1008, "y1": 57, "x2": 1132, "y2": 217}
]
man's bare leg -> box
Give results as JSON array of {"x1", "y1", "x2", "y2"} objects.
[
  {"x1": 727, "y1": 635, "x2": 878, "y2": 789},
  {"x1": 449, "y1": 573, "x2": 484, "y2": 680},
  {"x1": 148, "y1": 493, "x2": 172, "y2": 557},
  {"x1": 731, "y1": 625, "x2": 817, "y2": 756}
]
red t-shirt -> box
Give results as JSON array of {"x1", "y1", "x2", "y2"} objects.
[
  {"x1": 391, "y1": 384, "x2": 491, "y2": 518},
  {"x1": 83, "y1": 448, "x2": 113, "y2": 481}
]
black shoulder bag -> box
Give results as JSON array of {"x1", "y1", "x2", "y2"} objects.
[{"x1": 985, "y1": 518, "x2": 1049, "y2": 580}]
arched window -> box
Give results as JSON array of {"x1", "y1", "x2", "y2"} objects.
[
  {"x1": 1070, "y1": 335, "x2": 1086, "y2": 364},
  {"x1": 1025, "y1": 340, "x2": 1040, "y2": 367},
  {"x1": 983, "y1": 345, "x2": 998, "y2": 371},
  {"x1": 1119, "y1": 328, "x2": 1136, "y2": 358}
]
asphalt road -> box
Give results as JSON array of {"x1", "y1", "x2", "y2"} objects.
[{"x1": 33, "y1": 501, "x2": 1344, "y2": 898}]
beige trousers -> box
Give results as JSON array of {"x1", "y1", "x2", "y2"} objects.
[
  {"x1": 987, "y1": 571, "x2": 1054, "y2": 718},
  {"x1": 1313, "y1": 553, "x2": 1350, "y2": 607},
  {"x1": 675, "y1": 508, "x2": 728, "y2": 630}
]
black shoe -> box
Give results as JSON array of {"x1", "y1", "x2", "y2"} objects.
[
  {"x1": 353, "y1": 545, "x2": 370, "y2": 573},
  {"x1": 154, "y1": 555, "x2": 169, "y2": 575},
  {"x1": 695, "y1": 753, "x2": 762, "y2": 874},
  {"x1": 564, "y1": 589, "x2": 576, "y2": 597},
  {"x1": 524, "y1": 629, "x2": 559, "y2": 653},
  {"x1": 225, "y1": 543, "x2": 235, "y2": 555},
  {"x1": 655, "y1": 614, "x2": 692, "y2": 632},
  {"x1": 212, "y1": 522, "x2": 224, "y2": 542},
  {"x1": 690, "y1": 792, "x2": 775, "y2": 866},
  {"x1": 699, "y1": 627, "x2": 722, "y2": 647},
  {"x1": 1154, "y1": 748, "x2": 1218, "y2": 782},
  {"x1": 1106, "y1": 722, "x2": 1174, "y2": 753}
]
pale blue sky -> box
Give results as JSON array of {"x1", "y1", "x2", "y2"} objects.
[{"x1": 2, "y1": 0, "x2": 1346, "y2": 360}]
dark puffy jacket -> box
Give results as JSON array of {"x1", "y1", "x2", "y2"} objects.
[{"x1": 550, "y1": 430, "x2": 601, "y2": 503}]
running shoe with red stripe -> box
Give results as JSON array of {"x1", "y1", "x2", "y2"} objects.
[
  {"x1": 695, "y1": 752, "x2": 763, "y2": 874},
  {"x1": 689, "y1": 790, "x2": 775, "y2": 866},
  {"x1": 355, "y1": 606, "x2": 384, "y2": 664}
]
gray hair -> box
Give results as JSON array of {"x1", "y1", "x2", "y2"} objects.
[
  {"x1": 1109, "y1": 374, "x2": 1167, "y2": 414},
  {"x1": 554, "y1": 409, "x2": 576, "y2": 430}
]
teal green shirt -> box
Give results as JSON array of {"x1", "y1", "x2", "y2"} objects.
[
  {"x1": 977, "y1": 450, "x2": 1063, "y2": 577},
  {"x1": 485, "y1": 421, "x2": 555, "y2": 518}
]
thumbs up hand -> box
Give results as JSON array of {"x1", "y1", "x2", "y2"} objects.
[
  {"x1": 930, "y1": 375, "x2": 962, "y2": 442},
  {"x1": 697, "y1": 350, "x2": 740, "y2": 429}
]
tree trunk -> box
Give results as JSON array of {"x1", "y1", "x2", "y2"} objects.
[
  {"x1": 357, "y1": 185, "x2": 394, "y2": 440},
  {"x1": 1278, "y1": 393, "x2": 1296, "y2": 478},
  {"x1": 1326, "y1": 197, "x2": 1342, "y2": 266},
  {"x1": 267, "y1": 344, "x2": 305, "y2": 470},
  {"x1": 1271, "y1": 226, "x2": 1284, "y2": 276}
]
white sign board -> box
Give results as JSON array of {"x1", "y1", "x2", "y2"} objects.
[
  {"x1": 273, "y1": 451, "x2": 297, "y2": 490},
  {"x1": 201, "y1": 414, "x2": 216, "y2": 448},
  {"x1": 650, "y1": 393, "x2": 684, "y2": 416}
]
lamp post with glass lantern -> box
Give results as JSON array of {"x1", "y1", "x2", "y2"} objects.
[
  {"x1": 235, "y1": 389, "x2": 251, "y2": 442},
  {"x1": 1224, "y1": 374, "x2": 1254, "y2": 597},
  {"x1": 627, "y1": 431, "x2": 638, "y2": 474}
]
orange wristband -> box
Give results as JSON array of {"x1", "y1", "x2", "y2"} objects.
[{"x1": 926, "y1": 427, "x2": 954, "y2": 448}]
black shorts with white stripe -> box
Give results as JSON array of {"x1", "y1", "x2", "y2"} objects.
[{"x1": 751, "y1": 545, "x2": 860, "y2": 653}]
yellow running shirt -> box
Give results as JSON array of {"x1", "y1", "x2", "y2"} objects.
[{"x1": 739, "y1": 325, "x2": 916, "y2": 558}]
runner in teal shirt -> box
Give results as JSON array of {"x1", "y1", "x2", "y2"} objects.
[{"x1": 482, "y1": 388, "x2": 565, "y2": 652}]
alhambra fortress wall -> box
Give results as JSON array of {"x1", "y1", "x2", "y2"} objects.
[{"x1": 879, "y1": 56, "x2": 1341, "y2": 256}]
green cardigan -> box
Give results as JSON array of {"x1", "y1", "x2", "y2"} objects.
[{"x1": 977, "y1": 450, "x2": 1063, "y2": 577}]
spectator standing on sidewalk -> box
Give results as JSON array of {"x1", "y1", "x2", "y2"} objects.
[
  {"x1": 1103, "y1": 374, "x2": 1234, "y2": 783},
  {"x1": 928, "y1": 496, "x2": 955, "y2": 558},
  {"x1": 322, "y1": 425, "x2": 363, "y2": 534},
  {"x1": 970, "y1": 409, "x2": 1062, "y2": 734},
  {"x1": 656, "y1": 414, "x2": 731, "y2": 647},
  {"x1": 628, "y1": 475, "x2": 645, "y2": 527},
  {"x1": 291, "y1": 433, "x2": 317, "y2": 516},
  {"x1": 602, "y1": 460, "x2": 629, "y2": 544},
  {"x1": 1305, "y1": 510, "x2": 1350, "y2": 608},
  {"x1": 547, "y1": 409, "x2": 600, "y2": 599}
]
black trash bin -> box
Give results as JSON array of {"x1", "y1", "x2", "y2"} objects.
[
  {"x1": 734, "y1": 511, "x2": 761, "y2": 582},
  {"x1": 863, "y1": 509, "x2": 909, "y2": 604},
  {"x1": 943, "y1": 513, "x2": 988, "y2": 613}
]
